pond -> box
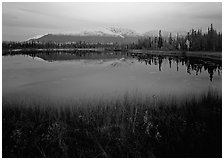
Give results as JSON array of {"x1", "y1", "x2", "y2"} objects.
[{"x1": 2, "y1": 51, "x2": 222, "y2": 102}]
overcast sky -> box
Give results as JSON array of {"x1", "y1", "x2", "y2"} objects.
[{"x1": 2, "y1": 2, "x2": 222, "y2": 41}]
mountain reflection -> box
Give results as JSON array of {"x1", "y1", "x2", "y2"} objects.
[
  {"x1": 5, "y1": 50, "x2": 129, "y2": 61},
  {"x1": 132, "y1": 53, "x2": 221, "y2": 82},
  {"x1": 4, "y1": 50, "x2": 222, "y2": 82}
]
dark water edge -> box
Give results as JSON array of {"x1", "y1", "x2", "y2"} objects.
[
  {"x1": 2, "y1": 90, "x2": 222, "y2": 158},
  {"x1": 3, "y1": 49, "x2": 222, "y2": 60}
]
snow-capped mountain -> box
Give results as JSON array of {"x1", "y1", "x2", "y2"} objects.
[
  {"x1": 70, "y1": 27, "x2": 141, "y2": 38},
  {"x1": 106, "y1": 27, "x2": 140, "y2": 37},
  {"x1": 27, "y1": 33, "x2": 140, "y2": 44},
  {"x1": 26, "y1": 27, "x2": 188, "y2": 44},
  {"x1": 26, "y1": 33, "x2": 49, "y2": 41},
  {"x1": 79, "y1": 27, "x2": 124, "y2": 38},
  {"x1": 27, "y1": 27, "x2": 140, "y2": 41}
]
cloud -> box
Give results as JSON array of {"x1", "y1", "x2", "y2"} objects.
[{"x1": 2, "y1": 2, "x2": 222, "y2": 41}]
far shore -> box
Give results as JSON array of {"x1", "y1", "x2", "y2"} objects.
[
  {"x1": 129, "y1": 50, "x2": 222, "y2": 60},
  {"x1": 2, "y1": 48, "x2": 222, "y2": 60}
]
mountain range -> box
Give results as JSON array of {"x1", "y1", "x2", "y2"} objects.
[{"x1": 27, "y1": 27, "x2": 187, "y2": 44}]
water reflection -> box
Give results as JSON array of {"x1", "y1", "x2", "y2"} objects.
[
  {"x1": 4, "y1": 50, "x2": 129, "y2": 62},
  {"x1": 3, "y1": 51, "x2": 222, "y2": 82},
  {"x1": 131, "y1": 53, "x2": 221, "y2": 82}
]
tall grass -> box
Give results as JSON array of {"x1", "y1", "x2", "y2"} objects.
[{"x1": 2, "y1": 90, "x2": 222, "y2": 158}]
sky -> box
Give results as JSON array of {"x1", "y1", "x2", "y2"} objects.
[{"x1": 2, "y1": 2, "x2": 222, "y2": 41}]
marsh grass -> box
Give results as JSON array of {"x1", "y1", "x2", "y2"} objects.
[{"x1": 2, "y1": 90, "x2": 222, "y2": 158}]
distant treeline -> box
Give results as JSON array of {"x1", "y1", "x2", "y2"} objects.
[
  {"x1": 131, "y1": 24, "x2": 222, "y2": 51},
  {"x1": 2, "y1": 41, "x2": 127, "y2": 51},
  {"x1": 2, "y1": 24, "x2": 222, "y2": 52}
]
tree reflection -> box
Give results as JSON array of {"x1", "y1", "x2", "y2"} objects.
[
  {"x1": 133, "y1": 53, "x2": 221, "y2": 82},
  {"x1": 3, "y1": 50, "x2": 222, "y2": 82}
]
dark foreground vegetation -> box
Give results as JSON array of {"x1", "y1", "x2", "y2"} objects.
[{"x1": 3, "y1": 91, "x2": 221, "y2": 158}]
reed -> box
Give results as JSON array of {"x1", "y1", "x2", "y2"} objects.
[{"x1": 2, "y1": 90, "x2": 221, "y2": 158}]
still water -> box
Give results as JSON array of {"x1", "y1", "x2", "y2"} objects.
[{"x1": 2, "y1": 51, "x2": 222, "y2": 102}]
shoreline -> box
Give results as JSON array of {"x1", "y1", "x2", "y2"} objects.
[
  {"x1": 129, "y1": 50, "x2": 222, "y2": 60},
  {"x1": 3, "y1": 48, "x2": 222, "y2": 60}
]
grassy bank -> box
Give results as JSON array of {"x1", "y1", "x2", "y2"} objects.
[{"x1": 2, "y1": 91, "x2": 222, "y2": 158}]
